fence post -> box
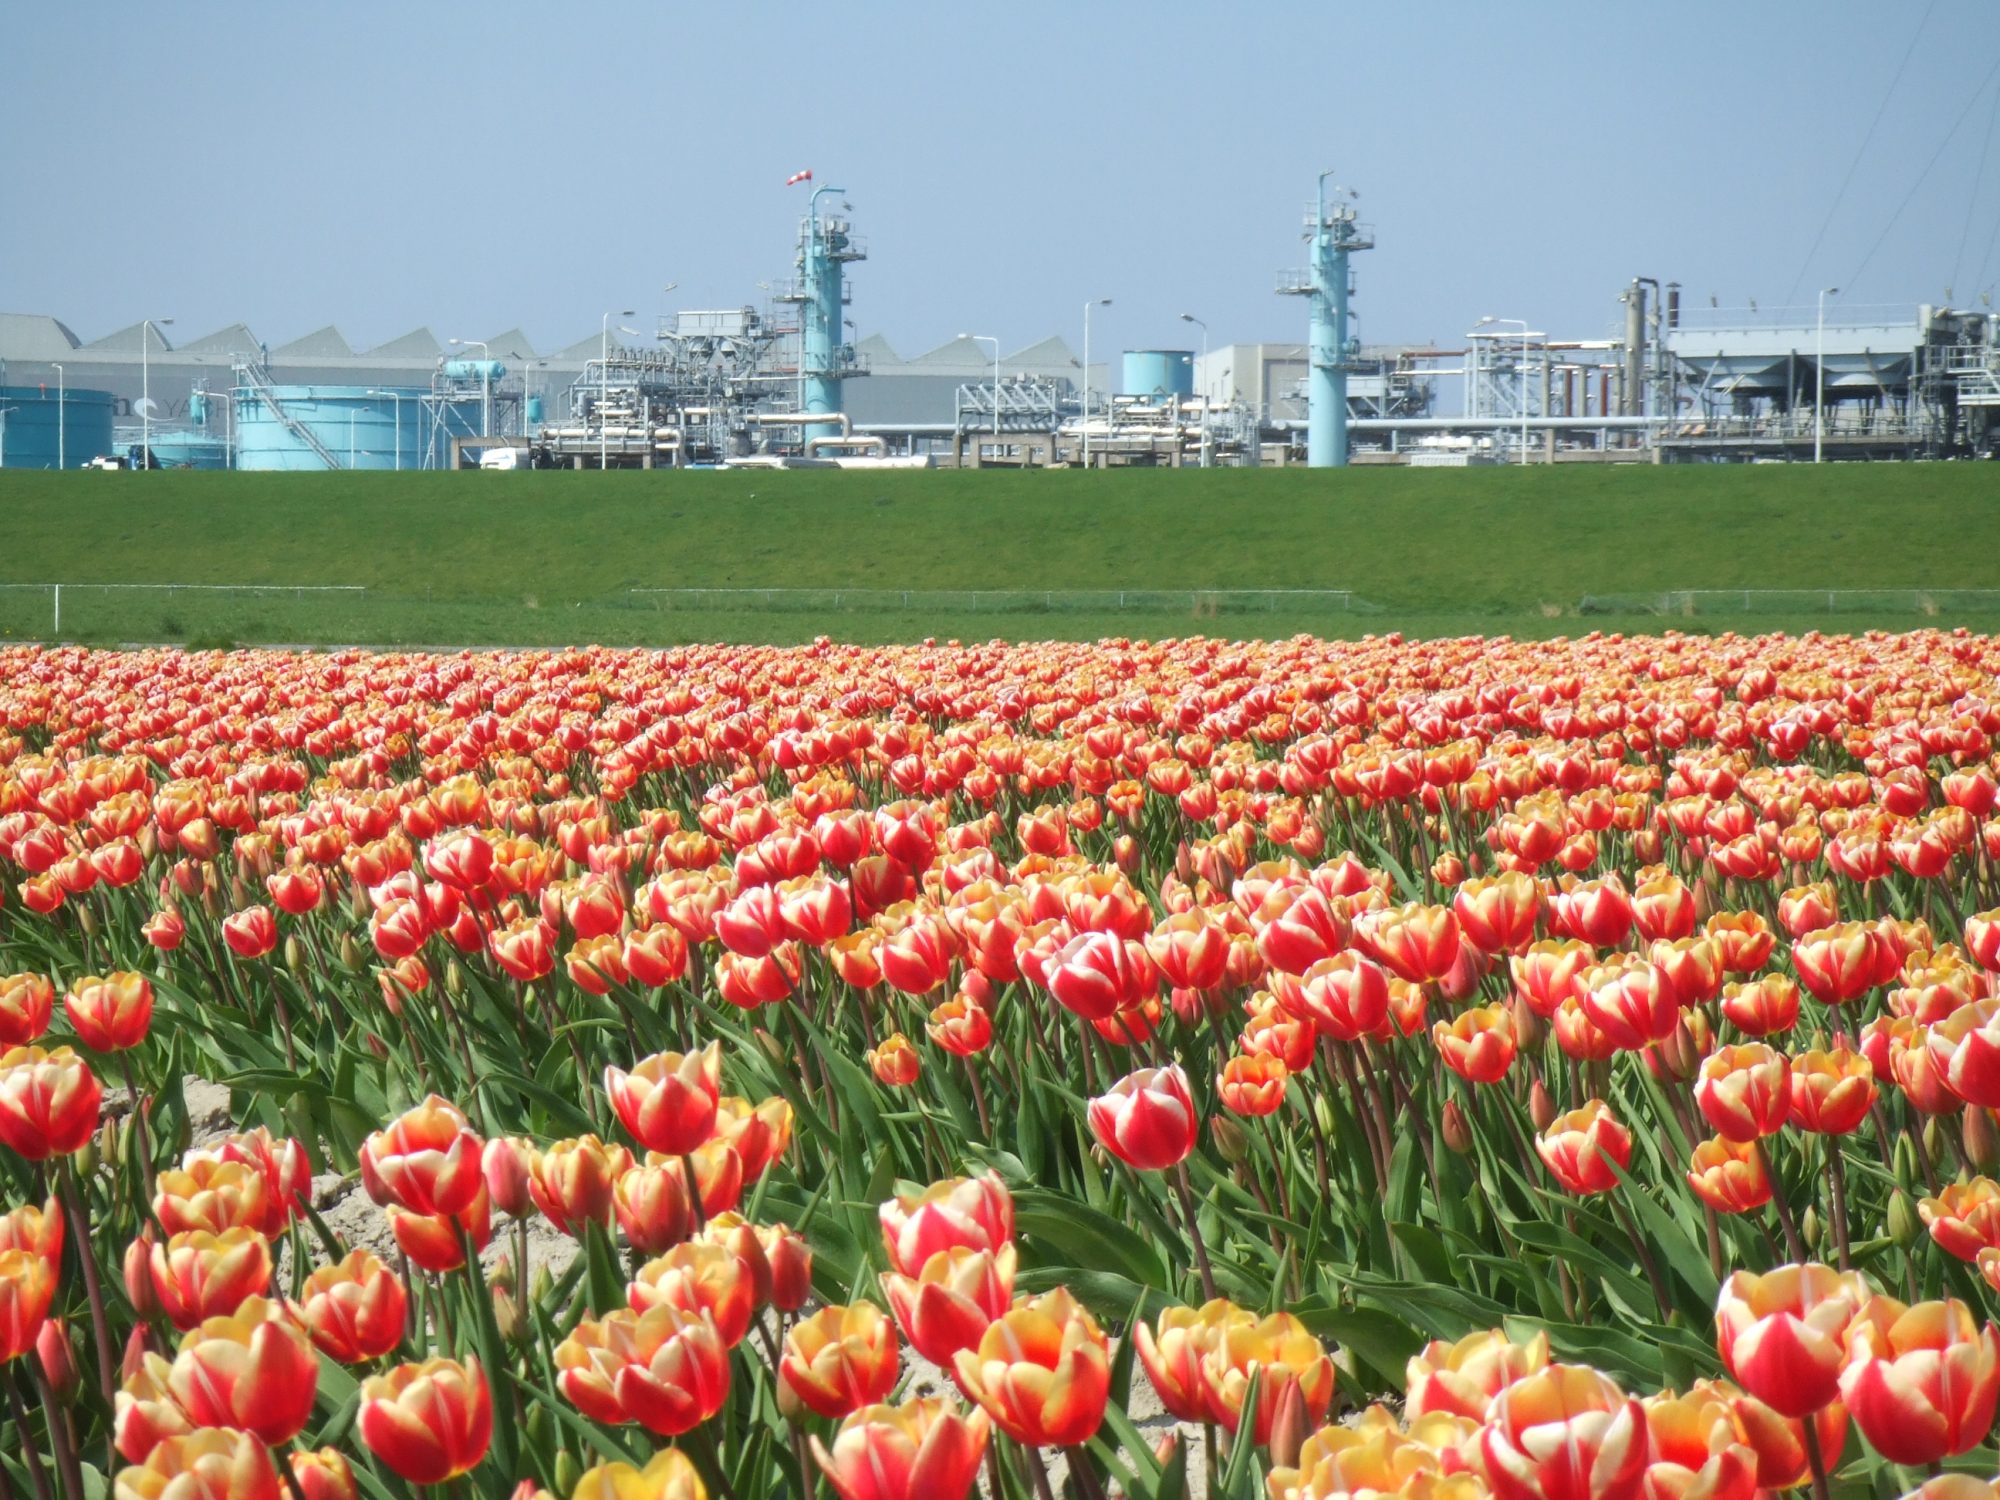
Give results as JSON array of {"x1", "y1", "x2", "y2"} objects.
[{"x1": 52, "y1": 585, "x2": 60, "y2": 640}]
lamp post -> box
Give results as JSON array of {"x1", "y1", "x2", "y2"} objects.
[
  {"x1": 0, "y1": 407, "x2": 15, "y2": 469},
  {"x1": 1082, "y1": 298, "x2": 1110, "y2": 468},
  {"x1": 450, "y1": 339, "x2": 492, "y2": 439},
  {"x1": 961, "y1": 334, "x2": 1000, "y2": 441},
  {"x1": 51, "y1": 363, "x2": 63, "y2": 470},
  {"x1": 1180, "y1": 312, "x2": 1210, "y2": 467},
  {"x1": 142, "y1": 318, "x2": 173, "y2": 470},
  {"x1": 1816, "y1": 286, "x2": 1839, "y2": 464},
  {"x1": 1476, "y1": 316, "x2": 1532, "y2": 465},
  {"x1": 602, "y1": 310, "x2": 635, "y2": 469}
]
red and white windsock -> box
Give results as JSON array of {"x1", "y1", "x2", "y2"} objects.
[{"x1": 785, "y1": 168, "x2": 813, "y2": 186}]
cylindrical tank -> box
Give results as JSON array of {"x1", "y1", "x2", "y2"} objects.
[
  {"x1": 1121, "y1": 350, "x2": 1195, "y2": 399},
  {"x1": 140, "y1": 431, "x2": 231, "y2": 470},
  {"x1": 525, "y1": 395, "x2": 545, "y2": 426},
  {"x1": 0, "y1": 385, "x2": 116, "y2": 469},
  {"x1": 233, "y1": 386, "x2": 480, "y2": 471},
  {"x1": 442, "y1": 359, "x2": 506, "y2": 383}
]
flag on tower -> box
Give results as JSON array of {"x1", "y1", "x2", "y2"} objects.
[{"x1": 785, "y1": 169, "x2": 813, "y2": 186}]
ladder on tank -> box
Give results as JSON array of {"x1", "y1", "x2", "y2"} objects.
[{"x1": 237, "y1": 362, "x2": 342, "y2": 469}]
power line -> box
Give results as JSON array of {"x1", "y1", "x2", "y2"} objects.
[
  {"x1": 1957, "y1": 68, "x2": 2000, "y2": 298},
  {"x1": 1845, "y1": 52, "x2": 2000, "y2": 298},
  {"x1": 1783, "y1": 0, "x2": 1937, "y2": 309}
]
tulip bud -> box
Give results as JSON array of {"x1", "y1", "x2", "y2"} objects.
[
  {"x1": 124, "y1": 1239, "x2": 159, "y2": 1320},
  {"x1": 1152, "y1": 1430, "x2": 1181, "y2": 1471},
  {"x1": 284, "y1": 936, "x2": 305, "y2": 972},
  {"x1": 553, "y1": 1449, "x2": 583, "y2": 1496},
  {"x1": 74, "y1": 1133, "x2": 99, "y2": 1179},
  {"x1": 1510, "y1": 993, "x2": 1545, "y2": 1050},
  {"x1": 1440, "y1": 1100, "x2": 1474, "y2": 1155},
  {"x1": 1966, "y1": 1108, "x2": 2000, "y2": 1174},
  {"x1": 757, "y1": 1029, "x2": 787, "y2": 1064},
  {"x1": 1312, "y1": 1093, "x2": 1336, "y2": 1138},
  {"x1": 1895, "y1": 1134, "x2": 1918, "y2": 1188},
  {"x1": 120, "y1": 1323, "x2": 157, "y2": 1384},
  {"x1": 76, "y1": 904, "x2": 98, "y2": 938},
  {"x1": 492, "y1": 1284, "x2": 521, "y2": 1343},
  {"x1": 1529, "y1": 1078, "x2": 1557, "y2": 1131},
  {"x1": 531, "y1": 1263, "x2": 555, "y2": 1308},
  {"x1": 1652, "y1": 1019, "x2": 1703, "y2": 1084},
  {"x1": 1924, "y1": 1117, "x2": 1945, "y2": 1169},
  {"x1": 1266, "y1": 1378, "x2": 1309, "y2": 1469},
  {"x1": 100, "y1": 1116, "x2": 122, "y2": 1170},
  {"x1": 201, "y1": 884, "x2": 222, "y2": 922},
  {"x1": 339, "y1": 933, "x2": 364, "y2": 972},
  {"x1": 1888, "y1": 1188, "x2": 1920, "y2": 1247},
  {"x1": 35, "y1": 1318, "x2": 77, "y2": 1406},
  {"x1": 1114, "y1": 834, "x2": 1140, "y2": 874},
  {"x1": 1800, "y1": 1206, "x2": 1822, "y2": 1252},
  {"x1": 1210, "y1": 1115, "x2": 1251, "y2": 1165},
  {"x1": 444, "y1": 961, "x2": 464, "y2": 998}
]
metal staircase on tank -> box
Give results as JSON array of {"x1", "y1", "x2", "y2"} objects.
[{"x1": 237, "y1": 362, "x2": 342, "y2": 469}]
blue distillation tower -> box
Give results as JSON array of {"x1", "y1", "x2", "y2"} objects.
[
  {"x1": 1279, "y1": 173, "x2": 1373, "y2": 466},
  {"x1": 795, "y1": 185, "x2": 867, "y2": 438}
]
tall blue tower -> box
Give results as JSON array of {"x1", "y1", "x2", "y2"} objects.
[
  {"x1": 1279, "y1": 173, "x2": 1372, "y2": 467},
  {"x1": 795, "y1": 185, "x2": 867, "y2": 437}
]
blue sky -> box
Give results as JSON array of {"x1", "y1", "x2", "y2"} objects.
[{"x1": 4, "y1": 0, "x2": 1997, "y2": 357}]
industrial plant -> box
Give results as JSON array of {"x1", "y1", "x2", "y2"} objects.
[{"x1": 4, "y1": 173, "x2": 1997, "y2": 472}]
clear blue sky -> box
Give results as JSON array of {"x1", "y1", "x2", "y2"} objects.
[{"x1": 4, "y1": 0, "x2": 1997, "y2": 357}]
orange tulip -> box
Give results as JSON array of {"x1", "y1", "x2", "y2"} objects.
[
  {"x1": 293, "y1": 1249, "x2": 407, "y2": 1363},
  {"x1": 779, "y1": 1300, "x2": 901, "y2": 1420},
  {"x1": 1432, "y1": 1003, "x2": 1517, "y2": 1084},
  {"x1": 0, "y1": 1044, "x2": 101, "y2": 1160},
  {"x1": 1637, "y1": 1384, "x2": 1758, "y2": 1500},
  {"x1": 149, "y1": 1229, "x2": 272, "y2": 1331},
  {"x1": 1719, "y1": 975, "x2": 1800, "y2": 1037},
  {"x1": 358, "y1": 1357, "x2": 492, "y2": 1485},
  {"x1": 1404, "y1": 1328, "x2": 1551, "y2": 1420},
  {"x1": 64, "y1": 971, "x2": 153, "y2": 1052},
  {"x1": 526, "y1": 1135, "x2": 631, "y2": 1238},
  {"x1": 1685, "y1": 1136, "x2": 1772, "y2": 1214},
  {"x1": 1788, "y1": 1044, "x2": 1876, "y2": 1134},
  {"x1": 613, "y1": 1159, "x2": 694, "y2": 1256},
  {"x1": 1480, "y1": 1363, "x2": 1646, "y2": 1500},
  {"x1": 880, "y1": 1172, "x2": 1014, "y2": 1278},
  {"x1": 951, "y1": 1287, "x2": 1110, "y2": 1448},
  {"x1": 1536, "y1": 1100, "x2": 1632, "y2": 1195},
  {"x1": 629, "y1": 1241, "x2": 755, "y2": 1349},
  {"x1": 1693, "y1": 1044, "x2": 1791, "y2": 1142},
  {"x1": 883, "y1": 1245, "x2": 1015, "y2": 1366},
  {"x1": 165, "y1": 1295, "x2": 318, "y2": 1443},
  {"x1": 1196, "y1": 1309, "x2": 1334, "y2": 1442},
  {"x1": 287, "y1": 1451, "x2": 359, "y2": 1500},
  {"x1": 0, "y1": 1247, "x2": 56, "y2": 1363},
  {"x1": 0, "y1": 974, "x2": 54, "y2": 1047},
  {"x1": 809, "y1": 1396, "x2": 991, "y2": 1500},
  {"x1": 868, "y1": 1033, "x2": 921, "y2": 1087},
  {"x1": 568, "y1": 1450, "x2": 708, "y2": 1500},
  {"x1": 1838, "y1": 1294, "x2": 2000, "y2": 1465},
  {"x1": 360, "y1": 1096, "x2": 485, "y2": 1218},
  {"x1": 115, "y1": 1428, "x2": 280, "y2": 1500},
  {"x1": 1714, "y1": 1262, "x2": 1866, "y2": 1416},
  {"x1": 558, "y1": 1305, "x2": 731, "y2": 1436},
  {"x1": 1928, "y1": 998, "x2": 2000, "y2": 1107},
  {"x1": 1921, "y1": 1178, "x2": 2000, "y2": 1260},
  {"x1": 604, "y1": 1042, "x2": 721, "y2": 1156}
]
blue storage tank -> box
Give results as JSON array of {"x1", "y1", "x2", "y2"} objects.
[
  {"x1": 1121, "y1": 350, "x2": 1195, "y2": 399},
  {"x1": 232, "y1": 386, "x2": 483, "y2": 471},
  {"x1": 443, "y1": 359, "x2": 506, "y2": 383},
  {"x1": 0, "y1": 385, "x2": 117, "y2": 469},
  {"x1": 139, "y1": 432, "x2": 231, "y2": 470}
]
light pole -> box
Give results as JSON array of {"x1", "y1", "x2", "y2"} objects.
[
  {"x1": 51, "y1": 363, "x2": 63, "y2": 470},
  {"x1": 142, "y1": 318, "x2": 173, "y2": 470},
  {"x1": 450, "y1": 339, "x2": 493, "y2": 439},
  {"x1": 366, "y1": 391, "x2": 406, "y2": 470},
  {"x1": 1082, "y1": 298, "x2": 1110, "y2": 468},
  {"x1": 0, "y1": 408, "x2": 15, "y2": 469},
  {"x1": 961, "y1": 334, "x2": 1000, "y2": 441},
  {"x1": 1476, "y1": 316, "x2": 1532, "y2": 465},
  {"x1": 1816, "y1": 286, "x2": 1839, "y2": 464},
  {"x1": 602, "y1": 310, "x2": 635, "y2": 469},
  {"x1": 1180, "y1": 312, "x2": 1210, "y2": 467}
]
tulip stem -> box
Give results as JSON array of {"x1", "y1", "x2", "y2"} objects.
[
  {"x1": 279, "y1": 1458, "x2": 312, "y2": 1500},
  {"x1": 1823, "y1": 1137, "x2": 1853, "y2": 1270},
  {"x1": 1171, "y1": 1161, "x2": 1219, "y2": 1302},
  {"x1": 1800, "y1": 1407, "x2": 1833, "y2": 1500},
  {"x1": 1752, "y1": 1138, "x2": 1806, "y2": 1260},
  {"x1": 1020, "y1": 1443, "x2": 1058, "y2": 1500},
  {"x1": 26, "y1": 1358, "x2": 83, "y2": 1500},
  {"x1": 964, "y1": 1058, "x2": 992, "y2": 1141},
  {"x1": 54, "y1": 1162, "x2": 116, "y2": 1438},
  {"x1": 120, "y1": 1052, "x2": 154, "y2": 1204},
  {"x1": 1607, "y1": 1191, "x2": 1672, "y2": 1321},
  {"x1": 4, "y1": 1371, "x2": 51, "y2": 1500}
]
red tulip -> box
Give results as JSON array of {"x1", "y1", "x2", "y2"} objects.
[
  {"x1": 1714, "y1": 1262, "x2": 1866, "y2": 1417},
  {"x1": 0, "y1": 1045, "x2": 101, "y2": 1160},
  {"x1": 1480, "y1": 1363, "x2": 1647, "y2": 1500},
  {"x1": 166, "y1": 1295, "x2": 318, "y2": 1443},
  {"x1": 1838, "y1": 1294, "x2": 2000, "y2": 1465},
  {"x1": 809, "y1": 1396, "x2": 990, "y2": 1500},
  {"x1": 1087, "y1": 1065, "x2": 1198, "y2": 1171},
  {"x1": 1536, "y1": 1100, "x2": 1632, "y2": 1195},
  {"x1": 358, "y1": 1357, "x2": 492, "y2": 1485},
  {"x1": 604, "y1": 1042, "x2": 720, "y2": 1156},
  {"x1": 220, "y1": 906, "x2": 276, "y2": 960}
]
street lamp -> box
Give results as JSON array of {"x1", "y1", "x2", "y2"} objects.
[
  {"x1": 961, "y1": 334, "x2": 1000, "y2": 440},
  {"x1": 0, "y1": 408, "x2": 16, "y2": 470},
  {"x1": 601, "y1": 311, "x2": 636, "y2": 470},
  {"x1": 142, "y1": 318, "x2": 173, "y2": 470},
  {"x1": 450, "y1": 338, "x2": 493, "y2": 439},
  {"x1": 51, "y1": 363, "x2": 63, "y2": 470},
  {"x1": 1180, "y1": 312, "x2": 1210, "y2": 468},
  {"x1": 1082, "y1": 298, "x2": 1111, "y2": 468},
  {"x1": 1816, "y1": 287, "x2": 1839, "y2": 464},
  {"x1": 1475, "y1": 316, "x2": 1532, "y2": 465}
]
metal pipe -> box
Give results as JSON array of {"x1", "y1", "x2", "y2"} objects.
[{"x1": 804, "y1": 434, "x2": 888, "y2": 457}]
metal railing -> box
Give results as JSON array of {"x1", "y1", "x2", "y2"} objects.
[
  {"x1": 1578, "y1": 589, "x2": 2000, "y2": 617},
  {"x1": 625, "y1": 588, "x2": 1374, "y2": 616}
]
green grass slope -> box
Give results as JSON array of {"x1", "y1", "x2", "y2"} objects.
[{"x1": 0, "y1": 464, "x2": 1993, "y2": 645}]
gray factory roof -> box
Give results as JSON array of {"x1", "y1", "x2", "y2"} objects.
[{"x1": 0, "y1": 314, "x2": 82, "y2": 358}]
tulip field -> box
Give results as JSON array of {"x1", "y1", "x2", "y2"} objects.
[{"x1": 13, "y1": 627, "x2": 2000, "y2": 1500}]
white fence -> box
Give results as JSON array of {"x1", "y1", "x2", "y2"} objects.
[
  {"x1": 1577, "y1": 589, "x2": 2000, "y2": 617},
  {"x1": 0, "y1": 584, "x2": 364, "y2": 638},
  {"x1": 625, "y1": 587, "x2": 1374, "y2": 615}
]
